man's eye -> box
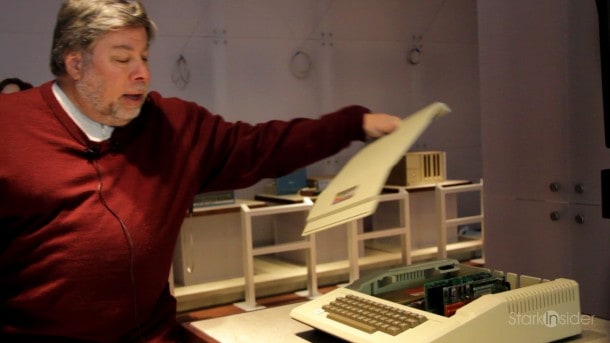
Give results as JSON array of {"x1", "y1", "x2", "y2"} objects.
[{"x1": 115, "y1": 58, "x2": 130, "y2": 63}]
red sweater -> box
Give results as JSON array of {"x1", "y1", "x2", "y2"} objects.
[{"x1": 0, "y1": 81, "x2": 368, "y2": 342}]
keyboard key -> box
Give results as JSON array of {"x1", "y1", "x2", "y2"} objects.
[{"x1": 327, "y1": 312, "x2": 377, "y2": 333}]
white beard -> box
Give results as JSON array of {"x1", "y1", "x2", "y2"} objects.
[{"x1": 75, "y1": 68, "x2": 141, "y2": 125}]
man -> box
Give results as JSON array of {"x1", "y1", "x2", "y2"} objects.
[{"x1": 0, "y1": 0, "x2": 400, "y2": 341}]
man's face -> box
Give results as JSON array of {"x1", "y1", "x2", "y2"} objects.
[{"x1": 72, "y1": 26, "x2": 150, "y2": 127}]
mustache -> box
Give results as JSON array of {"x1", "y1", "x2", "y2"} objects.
[{"x1": 128, "y1": 84, "x2": 149, "y2": 94}]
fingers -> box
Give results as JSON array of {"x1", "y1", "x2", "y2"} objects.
[{"x1": 363, "y1": 113, "x2": 401, "y2": 138}]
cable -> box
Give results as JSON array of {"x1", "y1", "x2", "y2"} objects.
[{"x1": 91, "y1": 160, "x2": 143, "y2": 342}]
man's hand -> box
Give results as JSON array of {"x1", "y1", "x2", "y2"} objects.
[{"x1": 363, "y1": 113, "x2": 401, "y2": 138}]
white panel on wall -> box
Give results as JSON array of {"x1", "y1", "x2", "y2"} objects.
[
  {"x1": 330, "y1": 40, "x2": 413, "y2": 114},
  {"x1": 424, "y1": 0, "x2": 478, "y2": 45},
  {"x1": 325, "y1": 0, "x2": 418, "y2": 41},
  {"x1": 148, "y1": 37, "x2": 216, "y2": 107},
  {"x1": 416, "y1": 41, "x2": 480, "y2": 147},
  {"x1": 222, "y1": 38, "x2": 321, "y2": 122},
  {"x1": 221, "y1": 0, "x2": 320, "y2": 40},
  {"x1": 144, "y1": 0, "x2": 210, "y2": 37},
  {"x1": 145, "y1": 0, "x2": 215, "y2": 106}
]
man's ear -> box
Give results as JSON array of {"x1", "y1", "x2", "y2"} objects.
[{"x1": 64, "y1": 52, "x2": 84, "y2": 80}]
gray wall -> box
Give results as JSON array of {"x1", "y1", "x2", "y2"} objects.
[{"x1": 0, "y1": 0, "x2": 481, "y2": 197}]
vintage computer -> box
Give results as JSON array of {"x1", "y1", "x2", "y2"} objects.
[
  {"x1": 291, "y1": 103, "x2": 583, "y2": 342},
  {"x1": 290, "y1": 259, "x2": 582, "y2": 342}
]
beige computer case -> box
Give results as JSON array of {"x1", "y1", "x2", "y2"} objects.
[{"x1": 386, "y1": 151, "x2": 446, "y2": 186}]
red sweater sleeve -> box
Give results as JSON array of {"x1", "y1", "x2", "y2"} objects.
[{"x1": 145, "y1": 92, "x2": 370, "y2": 192}]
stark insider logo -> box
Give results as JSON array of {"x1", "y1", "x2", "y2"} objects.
[{"x1": 509, "y1": 310, "x2": 595, "y2": 328}]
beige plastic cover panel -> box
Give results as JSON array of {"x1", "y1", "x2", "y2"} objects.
[{"x1": 302, "y1": 102, "x2": 451, "y2": 236}]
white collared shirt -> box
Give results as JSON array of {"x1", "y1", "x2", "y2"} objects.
[{"x1": 52, "y1": 82, "x2": 114, "y2": 142}]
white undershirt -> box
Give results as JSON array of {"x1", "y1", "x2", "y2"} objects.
[{"x1": 52, "y1": 82, "x2": 114, "y2": 142}]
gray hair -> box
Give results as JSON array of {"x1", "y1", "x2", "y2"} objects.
[{"x1": 50, "y1": 0, "x2": 157, "y2": 76}]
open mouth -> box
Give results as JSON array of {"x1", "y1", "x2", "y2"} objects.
[{"x1": 124, "y1": 94, "x2": 144, "y2": 101}]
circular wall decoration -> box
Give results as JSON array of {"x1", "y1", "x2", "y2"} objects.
[{"x1": 289, "y1": 50, "x2": 313, "y2": 79}]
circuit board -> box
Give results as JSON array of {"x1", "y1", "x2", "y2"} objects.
[{"x1": 424, "y1": 272, "x2": 511, "y2": 316}]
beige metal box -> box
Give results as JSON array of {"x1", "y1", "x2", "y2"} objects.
[{"x1": 386, "y1": 151, "x2": 446, "y2": 186}]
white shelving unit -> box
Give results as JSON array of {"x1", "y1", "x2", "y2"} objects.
[
  {"x1": 435, "y1": 180, "x2": 484, "y2": 260},
  {"x1": 346, "y1": 188, "x2": 411, "y2": 283},
  {"x1": 235, "y1": 199, "x2": 317, "y2": 311},
  {"x1": 172, "y1": 181, "x2": 483, "y2": 312}
]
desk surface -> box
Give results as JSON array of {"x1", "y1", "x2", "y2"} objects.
[
  {"x1": 188, "y1": 303, "x2": 342, "y2": 343},
  {"x1": 188, "y1": 302, "x2": 610, "y2": 343},
  {"x1": 187, "y1": 199, "x2": 266, "y2": 217}
]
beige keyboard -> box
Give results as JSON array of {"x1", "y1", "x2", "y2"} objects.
[{"x1": 291, "y1": 287, "x2": 449, "y2": 343}]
